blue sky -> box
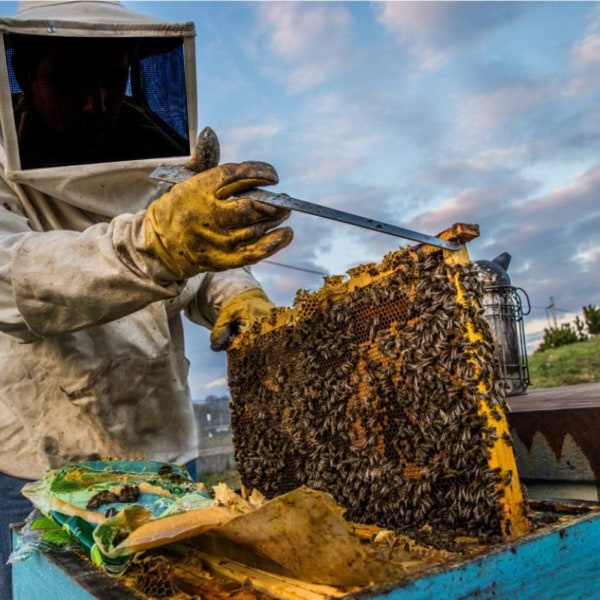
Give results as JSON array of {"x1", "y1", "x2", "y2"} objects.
[{"x1": 1, "y1": 1, "x2": 599, "y2": 400}]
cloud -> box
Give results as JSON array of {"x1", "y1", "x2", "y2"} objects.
[
  {"x1": 567, "y1": 7, "x2": 600, "y2": 95},
  {"x1": 206, "y1": 377, "x2": 228, "y2": 389},
  {"x1": 254, "y1": 2, "x2": 354, "y2": 93},
  {"x1": 572, "y1": 32, "x2": 600, "y2": 72},
  {"x1": 374, "y1": 2, "x2": 520, "y2": 71},
  {"x1": 489, "y1": 166, "x2": 600, "y2": 331},
  {"x1": 410, "y1": 172, "x2": 539, "y2": 238},
  {"x1": 414, "y1": 152, "x2": 537, "y2": 204},
  {"x1": 457, "y1": 82, "x2": 552, "y2": 136},
  {"x1": 517, "y1": 164, "x2": 600, "y2": 224},
  {"x1": 573, "y1": 241, "x2": 600, "y2": 272},
  {"x1": 220, "y1": 120, "x2": 284, "y2": 162}
]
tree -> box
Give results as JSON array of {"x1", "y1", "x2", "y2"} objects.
[{"x1": 583, "y1": 304, "x2": 600, "y2": 335}]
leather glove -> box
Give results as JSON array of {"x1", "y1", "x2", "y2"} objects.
[
  {"x1": 144, "y1": 161, "x2": 293, "y2": 279},
  {"x1": 210, "y1": 288, "x2": 275, "y2": 351}
]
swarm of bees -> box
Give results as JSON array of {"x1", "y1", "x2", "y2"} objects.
[{"x1": 228, "y1": 227, "x2": 529, "y2": 548}]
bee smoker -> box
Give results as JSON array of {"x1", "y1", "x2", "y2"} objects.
[{"x1": 475, "y1": 252, "x2": 531, "y2": 397}]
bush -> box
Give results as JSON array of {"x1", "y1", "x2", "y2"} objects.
[
  {"x1": 536, "y1": 323, "x2": 580, "y2": 352},
  {"x1": 583, "y1": 304, "x2": 600, "y2": 335},
  {"x1": 536, "y1": 303, "x2": 599, "y2": 352}
]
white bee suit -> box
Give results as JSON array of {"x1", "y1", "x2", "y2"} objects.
[{"x1": 0, "y1": 1, "x2": 263, "y2": 479}]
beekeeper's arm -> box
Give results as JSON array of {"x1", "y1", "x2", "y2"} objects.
[{"x1": 0, "y1": 162, "x2": 291, "y2": 342}]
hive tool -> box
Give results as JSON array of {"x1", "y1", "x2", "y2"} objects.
[{"x1": 149, "y1": 131, "x2": 461, "y2": 252}]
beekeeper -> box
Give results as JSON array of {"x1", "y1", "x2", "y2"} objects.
[{"x1": 0, "y1": 1, "x2": 292, "y2": 595}]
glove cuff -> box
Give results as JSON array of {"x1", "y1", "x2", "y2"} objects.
[
  {"x1": 143, "y1": 200, "x2": 201, "y2": 280},
  {"x1": 221, "y1": 287, "x2": 273, "y2": 311}
]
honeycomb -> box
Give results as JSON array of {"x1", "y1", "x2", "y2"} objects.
[{"x1": 227, "y1": 224, "x2": 529, "y2": 547}]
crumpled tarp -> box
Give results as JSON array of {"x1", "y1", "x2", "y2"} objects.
[{"x1": 21, "y1": 459, "x2": 443, "y2": 586}]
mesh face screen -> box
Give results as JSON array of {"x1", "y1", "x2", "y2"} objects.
[
  {"x1": 228, "y1": 243, "x2": 528, "y2": 547},
  {"x1": 135, "y1": 44, "x2": 189, "y2": 143},
  {"x1": 4, "y1": 34, "x2": 189, "y2": 168}
]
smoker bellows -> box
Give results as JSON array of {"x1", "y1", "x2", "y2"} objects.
[{"x1": 227, "y1": 223, "x2": 530, "y2": 547}]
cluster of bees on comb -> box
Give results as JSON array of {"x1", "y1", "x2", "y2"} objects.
[{"x1": 228, "y1": 226, "x2": 529, "y2": 549}]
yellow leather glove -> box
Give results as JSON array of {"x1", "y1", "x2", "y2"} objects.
[
  {"x1": 144, "y1": 162, "x2": 293, "y2": 279},
  {"x1": 210, "y1": 288, "x2": 275, "y2": 351}
]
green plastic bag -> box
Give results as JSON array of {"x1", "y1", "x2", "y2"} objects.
[{"x1": 21, "y1": 459, "x2": 212, "y2": 573}]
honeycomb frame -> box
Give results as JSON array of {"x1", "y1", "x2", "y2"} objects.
[{"x1": 227, "y1": 224, "x2": 529, "y2": 546}]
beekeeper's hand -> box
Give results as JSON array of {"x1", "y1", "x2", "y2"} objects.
[
  {"x1": 144, "y1": 162, "x2": 293, "y2": 280},
  {"x1": 210, "y1": 288, "x2": 275, "y2": 351}
]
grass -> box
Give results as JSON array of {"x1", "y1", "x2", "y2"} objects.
[{"x1": 527, "y1": 337, "x2": 600, "y2": 389}]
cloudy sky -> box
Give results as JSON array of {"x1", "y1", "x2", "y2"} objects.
[{"x1": 2, "y1": 1, "x2": 599, "y2": 400}]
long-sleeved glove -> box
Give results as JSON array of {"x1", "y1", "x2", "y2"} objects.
[
  {"x1": 210, "y1": 287, "x2": 275, "y2": 351},
  {"x1": 144, "y1": 161, "x2": 293, "y2": 280}
]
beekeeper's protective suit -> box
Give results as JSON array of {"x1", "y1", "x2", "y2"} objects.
[{"x1": 0, "y1": 2, "x2": 292, "y2": 595}]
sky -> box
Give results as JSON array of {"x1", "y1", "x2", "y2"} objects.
[{"x1": 1, "y1": 1, "x2": 599, "y2": 400}]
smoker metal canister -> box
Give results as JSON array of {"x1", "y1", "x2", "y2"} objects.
[{"x1": 475, "y1": 253, "x2": 531, "y2": 397}]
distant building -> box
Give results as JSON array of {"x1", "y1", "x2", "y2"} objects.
[
  {"x1": 193, "y1": 395, "x2": 232, "y2": 439},
  {"x1": 192, "y1": 396, "x2": 236, "y2": 474}
]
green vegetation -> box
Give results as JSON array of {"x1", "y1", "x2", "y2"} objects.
[
  {"x1": 528, "y1": 336, "x2": 600, "y2": 388},
  {"x1": 527, "y1": 304, "x2": 600, "y2": 388},
  {"x1": 536, "y1": 304, "x2": 600, "y2": 352}
]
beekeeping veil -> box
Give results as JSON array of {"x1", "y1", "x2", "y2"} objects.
[{"x1": 0, "y1": 0, "x2": 197, "y2": 219}]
